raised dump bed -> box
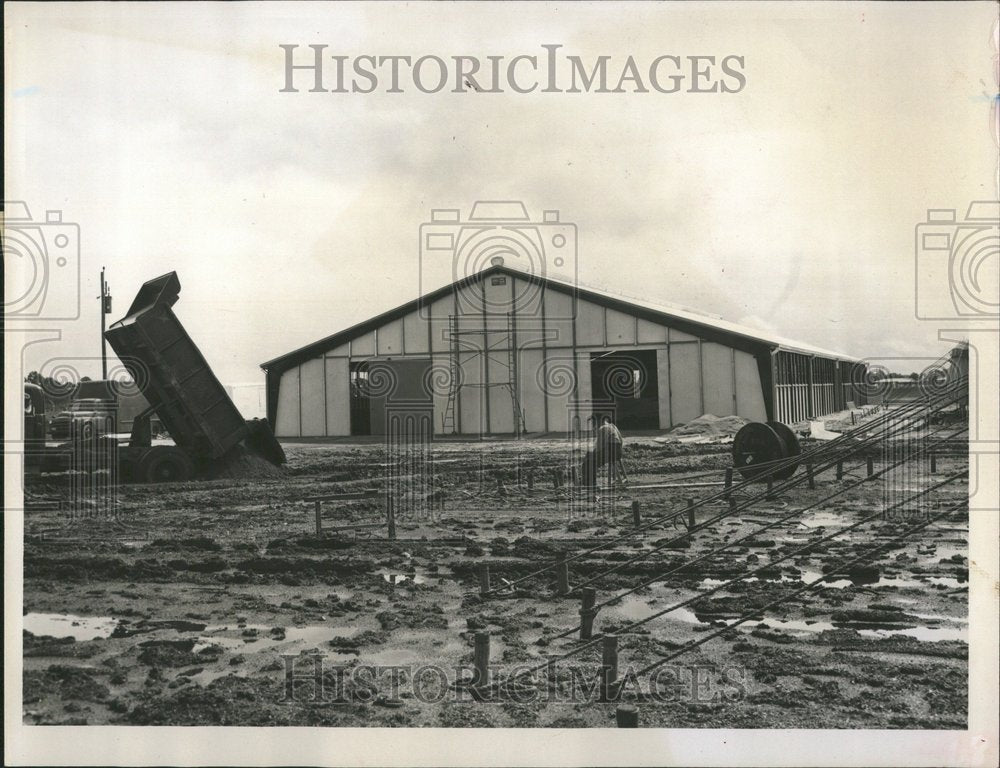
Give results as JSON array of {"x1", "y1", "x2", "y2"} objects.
[{"x1": 105, "y1": 271, "x2": 284, "y2": 480}]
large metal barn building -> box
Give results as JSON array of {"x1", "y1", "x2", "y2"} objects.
[{"x1": 261, "y1": 262, "x2": 863, "y2": 438}]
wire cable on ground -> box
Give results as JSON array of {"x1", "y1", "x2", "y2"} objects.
[
  {"x1": 512, "y1": 470, "x2": 966, "y2": 677},
  {"x1": 481, "y1": 387, "x2": 965, "y2": 596}
]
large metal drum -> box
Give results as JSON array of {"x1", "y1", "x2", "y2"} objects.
[{"x1": 732, "y1": 420, "x2": 801, "y2": 482}]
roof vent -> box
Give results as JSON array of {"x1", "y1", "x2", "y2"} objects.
[{"x1": 490, "y1": 256, "x2": 505, "y2": 267}]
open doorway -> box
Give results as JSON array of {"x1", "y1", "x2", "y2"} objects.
[
  {"x1": 590, "y1": 350, "x2": 660, "y2": 430},
  {"x1": 349, "y1": 361, "x2": 371, "y2": 435}
]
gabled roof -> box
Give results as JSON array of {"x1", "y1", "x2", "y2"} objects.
[{"x1": 261, "y1": 263, "x2": 859, "y2": 372}]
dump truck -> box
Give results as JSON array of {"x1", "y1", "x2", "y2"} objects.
[{"x1": 24, "y1": 271, "x2": 285, "y2": 483}]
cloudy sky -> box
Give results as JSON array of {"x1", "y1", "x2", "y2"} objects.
[{"x1": 5, "y1": 1, "x2": 997, "y2": 390}]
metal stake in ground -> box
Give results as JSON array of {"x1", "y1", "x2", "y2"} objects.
[
  {"x1": 600, "y1": 634, "x2": 619, "y2": 702},
  {"x1": 473, "y1": 632, "x2": 491, "y2": 693},
  {"x1": 479, "y1": 563, "x2": 491, "y2": 597},
  {"x1": 580, "y1": 587, "x2": 597, "y2": 640},
  {"x1": 555, "y1": 551, "x2": 570, "y2": 596}
]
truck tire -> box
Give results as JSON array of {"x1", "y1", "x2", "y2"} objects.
[{"x1": 138, "y1": 446, "x2": 194, "y2": 484}]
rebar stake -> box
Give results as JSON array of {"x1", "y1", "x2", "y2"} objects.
[
  {"x1": 600, "y1": 634, "x2": 619, "y2": 702},
  {"x1": 473, "y1": 632, "x2": 491, "y2": 691},
  {"x1": 478, "y1": 563, "x2": 491, "y2": 597},
  {"x1": 580, "y1": 587, "x2": 597, "y2": 640},
  {"x1": 555, "y1": 552, "x2": 570, "y2": 596}
]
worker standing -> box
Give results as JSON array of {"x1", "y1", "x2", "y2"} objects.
[{"x1": 581, "y1": 414, "x2": 627, "y2": 488}]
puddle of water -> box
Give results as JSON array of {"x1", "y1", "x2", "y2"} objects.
[
  {"x1": 602, "y1": 596, "x2": 702, "y2": 628},
  {"x1": 23, "y1": 613, "x2": 118, "y2": 641},
  {"x1": 858, "y1": 625, "x2": 968, "y2": 643},
  {"x1": 195, "y1": 623, "x2": 361, "y2": 653},
  {"x1": 380, "y1": 572, "x2": 427, "y2": 586},
  {"x1": 756, "y1": 618, "x2": 967, "y2": 643},
  {"x1": 798, "y1": 512, "x2": 847, "y2": 529}
]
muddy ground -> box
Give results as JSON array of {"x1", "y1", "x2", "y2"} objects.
[{"x1": 21, "y1": 422, "x2": 968, "y2": 728}]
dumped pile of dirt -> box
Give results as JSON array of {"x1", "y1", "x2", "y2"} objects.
[
  {"x1": 658, "y1": 414, "x2": 750, "y2": 443},
  {"x1": 212, "y1": 448, "x2": 285, "y2": 480}
]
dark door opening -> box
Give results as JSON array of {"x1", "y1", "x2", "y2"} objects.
[
  {"x1": 590, "y1": 350, "x2": 660, "y2": 430},
  {"x1": 349, "y1": 362, "x2": 371, "y2": 436}
]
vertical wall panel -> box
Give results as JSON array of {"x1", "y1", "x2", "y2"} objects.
[
  {"x1": 575, "y1": 350, "x2": 592, "y2": 405},
  {"x1": 429, "y1": 296, "x2": 453, "y2": 353},
  {"x1": 403, "y1": 312, "x2": 429, "y2": 355},
  {"x1": 702, "y1": 343, "x2": 735, "y2": 416},
  {"x1": 458, "y1": 351, "x2": 485, "y2": 434},
  {"x1": 351, "y1": 331, "x2": 375, "y2": 357},
  {"x1": 519, "y1": 348, "x2": 546, "y2": 432},
  {"x1": 488, "y1": 355, "x2": 515, "y2": 434},
  {"x1": 455, "y1": 282, "x2": 484, "y2": 316},
  {"x1": 325, "y1": 356, "x2": 350, "y2": 436},
  {"x1": 734, "y1": 351, "x2": 767, "y2": 421},
  {"x1": 377, "y1": 319, "x2": 404, "y2": 355},
  {"x1": 299, "y1": 358, "x2": 327, "y2": 436},
  {"x1": 669, "y1": 344, "x2": 702, "y2": 424},
  {"x1": 544, "y1": 289, "x2": 575, "y2": 348},
  {"x1": 575, "y1": 298, "x2": 604, "y2": 346},
  {"x1": 429, "y1": 353, "x2": 450, "y2": 436},
  {"x1": 275, "y1": 367, "x2": 300, "y2": 438},
  {"x1": 638, "y1": 319, "x2": 667, "y2": 344},
  {"x1": 544, "y1": 349, "x2": 575, "y2": 432},
  {"x1": 656, "y1": 348, "x2": 672, "y2": 428},
  {"x1": 512, "y1": 276, "x2": 544, "y2": 322},
  {"x1": 606, "y1": 308, "x2": 636, "y2": 345}
]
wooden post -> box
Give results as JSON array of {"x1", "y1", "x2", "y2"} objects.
[
  {"x1": 571, "y1": 465, "x2": 579, "y2": 486},
  {"x1": 478, "y1": 563, "x2": 491, "y2": 596},
  {"x1": 600, "y1": 634, "x2": 619, "y2": 702},
  {"x1": 632, "y1": 500, "x2": 641, "y2": 528},
  {"x1": 724, "y1": 468, "x2": 733, "y2": 501},
  {"x1": 866, "y1": 456, "x2": 874, "y2": 477},
  {"x1": 686, "y1": 498, "x2": 695, "y2": 530},
  {"x1": 314, "y1": 500, "x2": 322, "y2": 537},
  {"x1": 851, "y1": 412, "x2": 856, "y2": 426},
  {"x1": 552, "y1": 468, "x2": 561, "y2": 489},
  {"x1": 386, "y1": 496, "x2": 396, "y2": 540},
  {"x1": 580, "y1": 587, "x2": 597, "y2": 640},
  {"x1": 806, "y1": 462, "x2": 815, "y2": 489},
  {"x1": 473, "y1": 632, "x2": 491, "y2": 690},
  {"x1": 930, "y1": 453, "x2": 937, "y2": 473},
  {"x1": 836, "y1": 461, "x2": 843, "y2": 481},
  {"x1": 766, "y1": 479, "x2": 775, "y2": 500},
  {"x1": 615, "y1": 704, "x2": 638, "y2": 728},
  {"x1": 556, "y1": 552, "x2": 570, "y2": 596}
]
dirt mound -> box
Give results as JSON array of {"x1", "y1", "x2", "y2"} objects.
[
  {"x1": 658, "y1": 414, "x2": 750, "y2": 444},
  {"x1": 212, "y1": 448, "x2": 285, "y2": 480}
]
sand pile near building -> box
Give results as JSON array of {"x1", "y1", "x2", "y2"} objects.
[{"x1": 656, "y1": 414, "x2": 750, "y2": 444}]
